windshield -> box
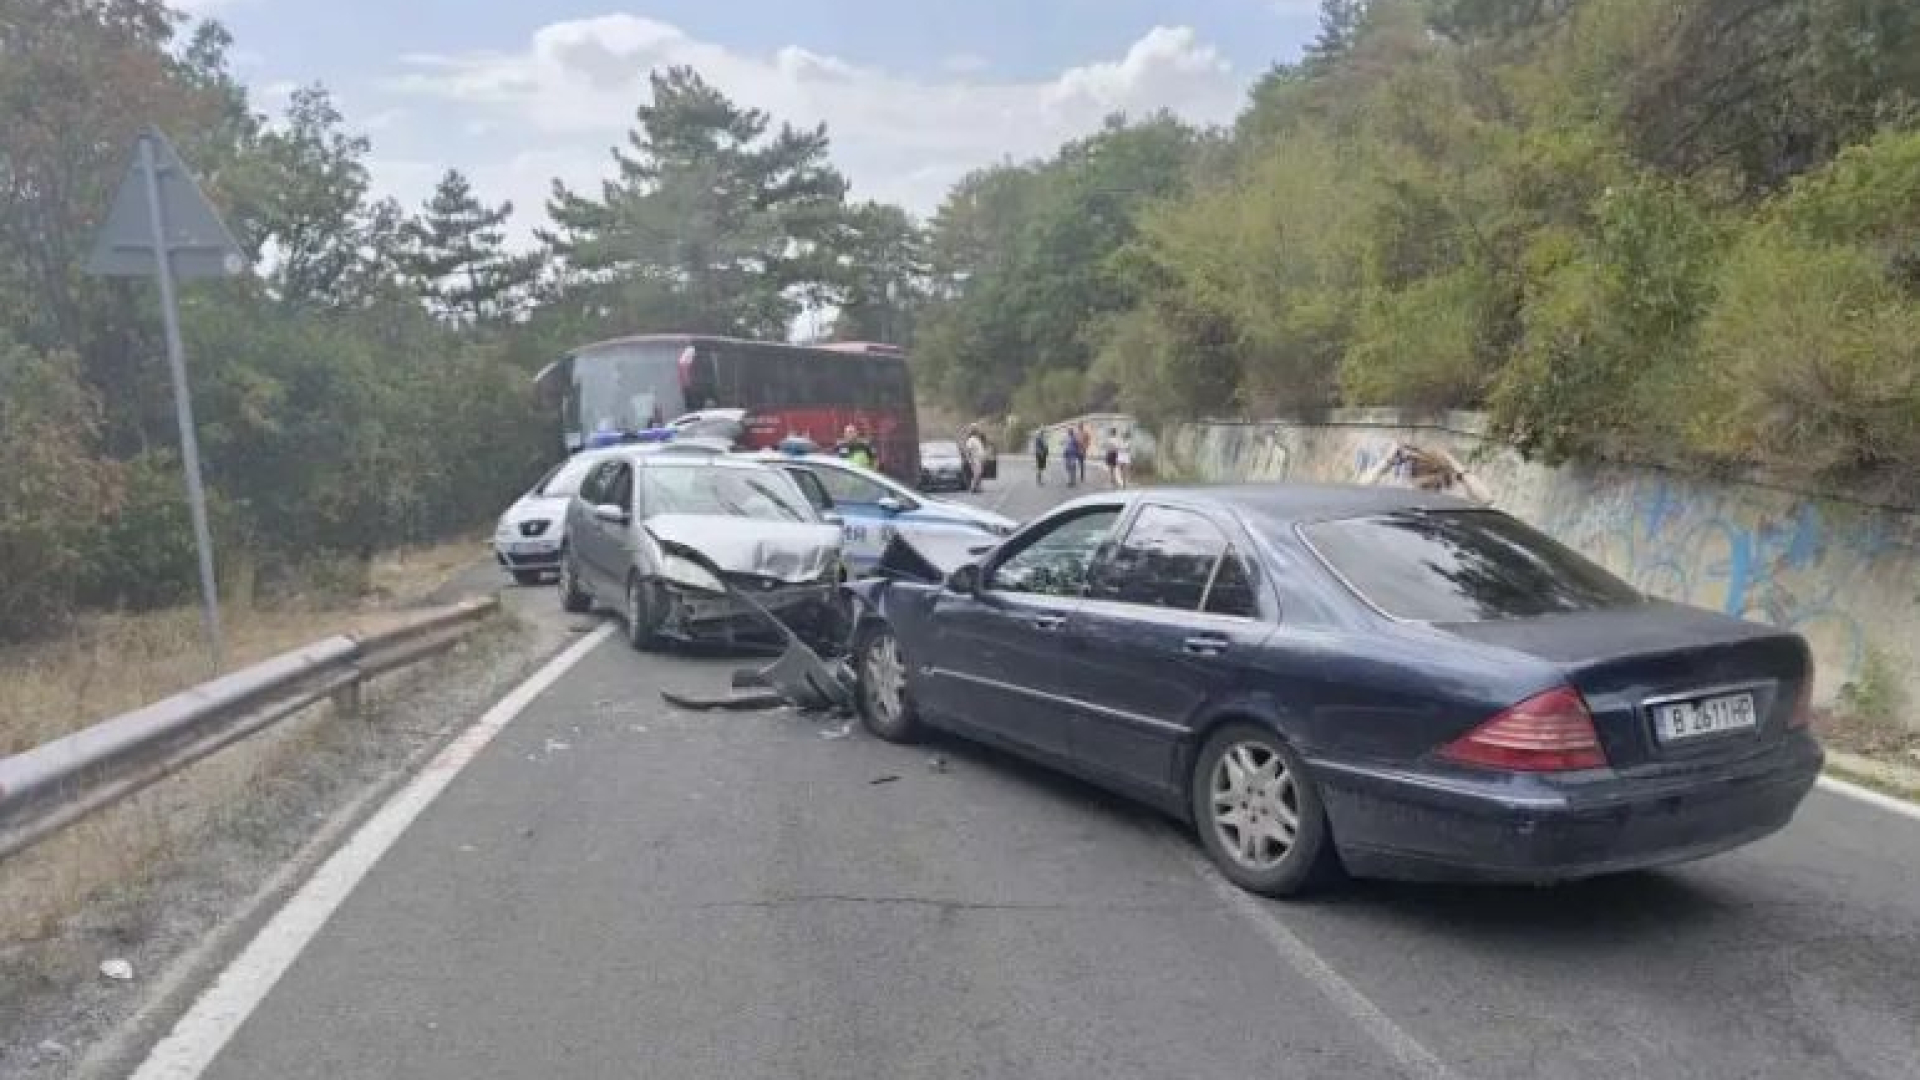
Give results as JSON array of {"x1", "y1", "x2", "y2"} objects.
[
  {"x1": 1301, "y1": 510, "x2": 1641, "y2": 622},
  {"x1": 640, "y1": 465, "x2": 811, "y2": 522},
  {"x1": 568, "y1": 342, "x2": 687, "y2": 438}
]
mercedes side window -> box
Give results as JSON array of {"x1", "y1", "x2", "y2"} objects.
[
  {"x1": 986, "y1": 508, "x2": 1121, "y2": 598},
  {"x1": 1089, "y1": 505, "x2": 1255, "y2": 616},
  {"x1": 1203, "y1": 546, "x2": 1258, "y2": 618}
]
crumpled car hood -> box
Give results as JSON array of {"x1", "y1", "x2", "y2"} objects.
[
  {"x1": 645, "y1": 514, "x2": 843, "y2": 583},
  {"x1": 875, "y1": 531, "x2": 991, "y2": 583}
]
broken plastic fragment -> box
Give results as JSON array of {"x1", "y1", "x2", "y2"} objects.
[{"x1": 99, "y1": 958, "x2": 133, "y2": 981}]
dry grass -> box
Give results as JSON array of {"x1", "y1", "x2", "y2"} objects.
[{"x1": 0, "y1": 536, "x2": 486, "y2": 756}]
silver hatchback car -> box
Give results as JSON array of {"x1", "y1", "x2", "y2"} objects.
[{"x1": 559, "y1": 451, "x2": 846, "y2": 651}]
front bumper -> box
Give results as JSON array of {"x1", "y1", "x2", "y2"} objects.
[
  {"x1": 495, "y1": 542, "x2": 561, "y2": 570},
  {"x1": 656, "y1": 579, "x2": 845, "y2": 652},
  {"x1": 1312, "y1": 735, "x2": 1824, "y2": 884},
  {"x1": 918, "y1": 468, "x2": 965, "y2": 491}
]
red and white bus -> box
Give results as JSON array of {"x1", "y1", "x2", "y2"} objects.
[{"x1": 536, "y1": 334, "x2": 921, "y2": 485}]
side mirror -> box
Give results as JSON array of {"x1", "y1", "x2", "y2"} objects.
[
  {"x1": 946, "y1": 562, "x2": 982, "y2": 595},
  {"x1": 876, "y1": 496, "x2": 905, "y2": 515},
  {"x1": 593, "y1": 503, "x2": 630, "y2": 525}
]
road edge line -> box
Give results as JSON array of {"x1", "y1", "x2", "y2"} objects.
[
  {"x1": 1163, "y1": 833, "x2": 1461, "y2": 1080},
  {"x1": 1816, "y1": 773, "x2": 1920, "y2": 822},
  {"x1": 126, "y1": 623, "x2": 616, "y2": 1080}
]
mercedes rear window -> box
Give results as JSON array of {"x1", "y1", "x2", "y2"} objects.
[{"x1": 1301, "y1": 510, "x2": 1639, "y2": 622}]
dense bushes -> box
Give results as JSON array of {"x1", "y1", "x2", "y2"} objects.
[
  {"x1": 914, "y1": 0, "x2": 1920, "y2": 500},
  {"x1": 0, "y1": 4, "x2": 561, "y2": 642}
]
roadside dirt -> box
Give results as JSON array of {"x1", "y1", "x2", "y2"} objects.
[{"x1": 0, "y1": 571, "x2": 579, "y2": 1079}]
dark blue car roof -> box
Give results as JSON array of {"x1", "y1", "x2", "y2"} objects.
[{"x1": 1123, "y1": 483, "x2": 1477, "y2": 523}]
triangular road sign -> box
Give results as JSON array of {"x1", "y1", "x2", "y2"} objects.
[{"x1": 87, "y1": 127, "x2": 246, "y2": 281}]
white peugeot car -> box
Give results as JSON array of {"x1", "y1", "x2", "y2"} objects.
[{"x1": 493, "y1": 448, "x2": 629, "y2": 585}]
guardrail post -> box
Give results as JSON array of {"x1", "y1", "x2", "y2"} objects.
[{"x1": 332, "y1": 679, "x2": 364, "y2": 719}]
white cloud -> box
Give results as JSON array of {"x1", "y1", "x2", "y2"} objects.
[{"x1": 382, "y1": 15, "x2": 1247, "y2": 234}]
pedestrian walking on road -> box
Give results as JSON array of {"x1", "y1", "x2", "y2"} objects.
[
  {"x1": 1063, "y1": 427, "x2": 1084, "y2": 487},
  {"x1": 1032, "y1": 429, "x2": 1050, "y2": 485},
  {"x1": 1115, "y1": 429, "x2": 1133, "y2": 489},
  {"x1": 1103, "y1": 428, "x2": 1122, "y2": 488}
]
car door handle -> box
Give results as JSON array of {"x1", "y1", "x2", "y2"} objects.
[
  {"x1": 1183, "y1": 633, "x2": 1229, "y2": 656},
  {"x1": 1032, "y1": 614, "x2": 1067, "y2": 631}
]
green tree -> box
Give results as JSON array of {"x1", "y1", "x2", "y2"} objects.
[
  {"x1": 823, "y1": 201, "x2": 925, "y2": 345},
  {"x1": 915, "y1": 113, "x2": 1202, "y2": 416},
  {"x1": 540, "y1": 66, "x2": 850, "y2": 338},
  {"x1": 399, "y1": 169, "x2": 542, "y2": 325}
]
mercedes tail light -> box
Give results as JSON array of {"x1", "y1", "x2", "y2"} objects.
[
  {"x1": 1787, "y1": 676, "x2": 1814, "y2": 730},
  {"x1": 1440, "y1": 686, "x2": 1607, "y2": 772}
]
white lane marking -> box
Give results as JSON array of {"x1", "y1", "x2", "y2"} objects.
[
  {"x1": 1168, "y1": 838, "x2": 1462, "y2": 1080},
  {"x1": 1817, "y1": 775, "x2": 1920, "y2": 823},
  {"x1": 129, "y1": 623, "x2": 618, "y2": 1080}
]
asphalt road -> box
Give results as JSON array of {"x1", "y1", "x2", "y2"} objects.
[{"x1": 153, "y1": 459, "x2": 1920, "y2": 1080}]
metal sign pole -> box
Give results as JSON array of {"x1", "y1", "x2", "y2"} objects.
[{"x1": 137, "y1": 134, "x2": 225, "y2": 673}]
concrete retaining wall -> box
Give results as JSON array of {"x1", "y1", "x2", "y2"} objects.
[{"x1": 1159, "y1": 409, "x2": 1920, "y2": 720}]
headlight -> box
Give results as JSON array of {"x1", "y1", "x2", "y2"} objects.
[{"x1": 658, "y1": 552, "x2": 726, "y2": 593}]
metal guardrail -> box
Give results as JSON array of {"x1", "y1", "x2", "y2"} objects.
[{"x1": 0, "y1": 597, "x2": 499, "y2": 861}]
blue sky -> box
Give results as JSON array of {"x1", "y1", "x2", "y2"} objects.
[{"x1": 184, "y1": 0, "x2": 1323, "y2": 234}]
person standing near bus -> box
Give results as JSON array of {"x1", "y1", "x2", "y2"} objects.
[
  {"x1": 836, "y1": 424, "x2": 876, "y2": 471},
  {"x1": 963, "y1": 425, "x2": 988, "y2": 493},
  {"x1": 1103, "y1": 428, "x2": 1123, "y2": 488},
  {"x1": 1032, "y1": 428, "x2": 1050, "y2": 485},
  {"x1": 1115, "y1": 429, "x2": 1134, "y2": 488}
]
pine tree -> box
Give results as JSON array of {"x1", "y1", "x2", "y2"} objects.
[
  {"x1": 539, "y1": 66, "x2": 850, "y2": 339},
  {"x1": 399, "y1": 170, "x2": 541, "y2": 325}
]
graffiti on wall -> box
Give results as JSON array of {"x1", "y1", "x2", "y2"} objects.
[
  {"x1": 1537, "y1": 472, "x2": 1914, "y2": 683},
  {"x1": 1168, "y1": 416, "x2": 1920, "y2": 698}
]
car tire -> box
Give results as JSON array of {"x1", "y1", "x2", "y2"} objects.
[
  {"x1": 626, "y1": 575, "x2": 665, "y2": 652},
  {"x1": 1190, "y1": 723, "x2": 1340, "y2": 897},
  {"x1": 856, "y1": 623, "x2": 922, "y2": 743},
  {"x1": 559, "y1": 554, "x2": 592, "y2": 613},
  {"x1": 511, "y1": 569, "x2": 547, "y2": 587}
]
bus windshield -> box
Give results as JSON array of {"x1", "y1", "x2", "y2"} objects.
[{"x1": 567, "y1": 341, "x2": 687, "y2": 441}]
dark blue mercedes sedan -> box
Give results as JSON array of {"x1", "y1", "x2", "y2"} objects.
[{"x1": 846, "y1": 484, "x2": 1824, "y2": 897}]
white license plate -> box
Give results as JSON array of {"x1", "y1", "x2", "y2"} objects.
[
  {"x1": 507, "y1": 542, "x2": 550, "y2": 555},
  {"x1": 1653, "y1": 692, "x2": 1758, "y2": 743}
]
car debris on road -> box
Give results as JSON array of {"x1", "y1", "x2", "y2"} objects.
[{"x1": 654, "y1": 540, "x2": 858, "y2": 715}]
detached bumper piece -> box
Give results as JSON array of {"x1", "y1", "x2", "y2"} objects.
[{"x1": 652, "y1": 538, "x2": 856, "y2": 715}]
